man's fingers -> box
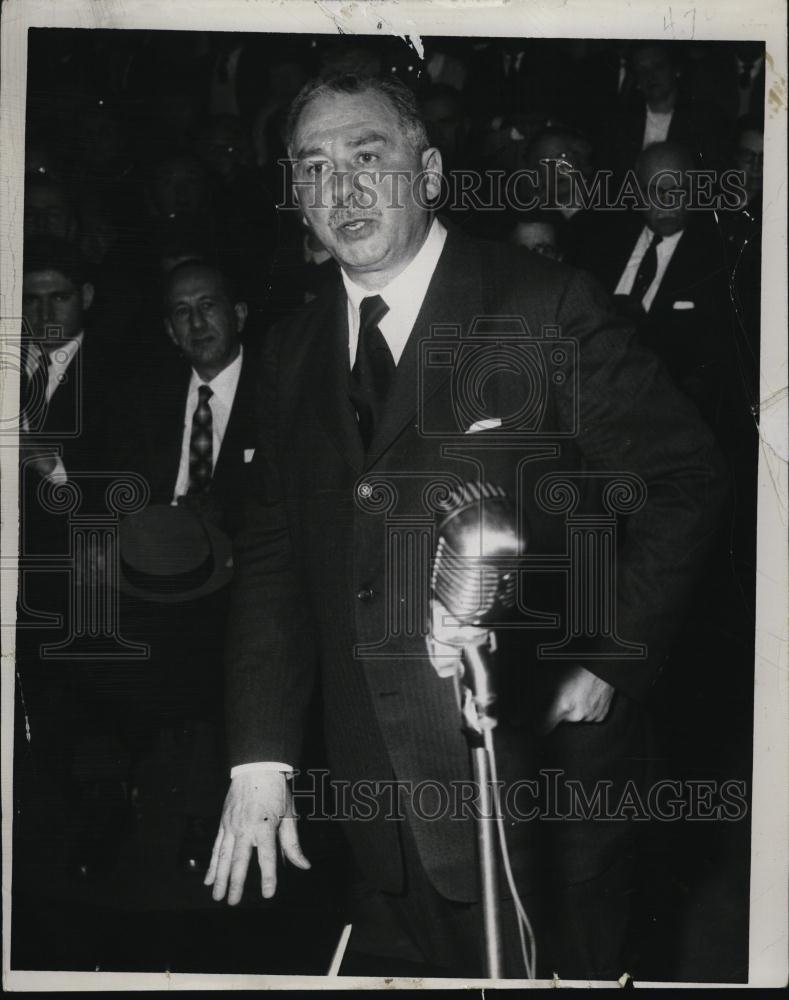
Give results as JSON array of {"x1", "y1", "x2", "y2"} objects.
[
  {"x1": 204, "y1": 825, "x2": 224, "y2": 886},
  {"x1": 540, "y1": 703, "x2": 566, "y2": 736},
  {"x1": 279, "y1": 816, "x2": 312, "y2": 871},
  {"x1": 211, "y1": 829, "x2": 237, "y2": 901},
  {"x1": 227, "y1": 836, "x2": 254, "y2": 906},
  {"x1": 256, "y1": 821, "x2": 280, "y2": 899}
]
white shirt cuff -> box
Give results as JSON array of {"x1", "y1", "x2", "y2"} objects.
[{"x1": 230, "y1": 761, "x2": 294, "y2": 779}]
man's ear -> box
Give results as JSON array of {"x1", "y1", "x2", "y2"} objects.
[
  {"x1": 164, "y1": 318, "x2": 178, "y2": 348},
  {"x1": 420, "y1": 147, "x2": 443, "y2": 203},
  {"x1": 234, "y1": 301, "x2": 249, "y2": 333},
  {"x1": 81, "y1": 282, "x2": 95, "y2": 312}
]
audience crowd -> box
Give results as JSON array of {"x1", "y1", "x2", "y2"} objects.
[{"x1": 13, "y1": 30, "x2": 764, "y2": 979}]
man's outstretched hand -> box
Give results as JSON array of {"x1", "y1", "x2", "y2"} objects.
[
  {"x1": 204, "y1": 770, "x2": 310, "y2": 905},
  {"x1": 541, "y1": 664, "x2": 616, "y2": 735}
]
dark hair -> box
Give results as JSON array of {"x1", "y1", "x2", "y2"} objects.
[
  {"x1": 629, "y1": 40, "x2": 683, "y2": 68},
  {"x1": 23, "y1": 236, "x2": 90, "y2": 287},
  {"x1": 636, "y1": 140, "x2": 695, "y2": 182},
  {"x1": 284, "y1": 72, "x2": 429, "y2": 156},
  {"x1": 162, "y1": 257, "x2": 242, "y2": 310}
]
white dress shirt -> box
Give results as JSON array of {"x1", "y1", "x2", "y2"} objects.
[
  {"x1": 341, "y1": 216, "x2": 448, "y2": 369},
  {"x1": 22, "y1": 332, "x2": 84, "y2": 484},
  {"x1": 614, "y1": 226, "x2": 684, "y2": 313},
  {"x1": 230, "y1": 219, "x2": 448, "y2": 782},
  {"x1": 642, "y1": 107, "x2": 674, "y2": 149},
  {"x1": 172, "y1": 347, "x2": 244, "y2": 502}
]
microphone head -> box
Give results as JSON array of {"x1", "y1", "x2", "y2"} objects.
[{"x1": 432, "y1": 482, "x2": 524, "y2": 625}]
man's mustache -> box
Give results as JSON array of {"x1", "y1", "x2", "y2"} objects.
[{"x1": 328, "y1": 208, "x2": 382, "y2": 229}]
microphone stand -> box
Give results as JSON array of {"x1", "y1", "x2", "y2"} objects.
[{"x1": 457, "y1": 632, "x2": 503, "y2": 979}]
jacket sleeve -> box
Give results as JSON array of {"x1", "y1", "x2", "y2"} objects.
[
  {"x1": 223, "y1": 323, "x2": 319, "y2": 768},
  {"x1": 554, "y1": 267, "x2": 729, "y2": 701}
]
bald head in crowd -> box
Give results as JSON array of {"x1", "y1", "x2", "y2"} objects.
[{"x1": 636, "y1": 141, "x2": 695, "y2": 237}]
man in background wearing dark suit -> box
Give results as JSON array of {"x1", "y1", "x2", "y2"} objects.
[
  {"x1": 205, "y1": 74, "x2": 726, "y2": 979},
  {"x1": 119, "y1": 259, "x2": 257, "y2": 537},
  {"x1": 580, "y1": 141, "x2": 733, "y2": 435},
  {"x1": 113, "y1": 259, "x2": 259, "y2": 878}
]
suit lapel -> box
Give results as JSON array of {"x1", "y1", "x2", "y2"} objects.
[
  {"x1": 310, "y1": 283, "x2": 366, "y2": 473},
  {"x1": 213, "y1": 350, "x2": 256, "y2": 486},
  {"x1": 156, "y1": 364, "x2": 192, "y2": 499},
  {"x1": 366, "y1": 227, "x2": 483, "y2": 467}
]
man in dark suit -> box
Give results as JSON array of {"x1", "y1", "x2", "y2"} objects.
[
  {"x1": 579, "y1": 141, "x2": 735, "y2": 437},
  {"x1": 205, "y1": 74, "x2": 726, "y2": 979},
  {"x1": 111, "y1": 259, "x2": 259, "y2": 877},
  {"x1": 119, "y1": 259, "x2": 258, "y2": 538},
  {"x1": 607, "y1": 41, "x2": 731, "y2": 178}
]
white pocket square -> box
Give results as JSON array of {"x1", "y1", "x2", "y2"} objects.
[
  {"x1": 673, "y1": 300, "x2": 695, "y2": 310},
  {"x1": 244, "y1": 449, "x2": 255, "y2": 463},
  {"x1": 465, "y1": 418, "x2": 502, "y2": 434}
]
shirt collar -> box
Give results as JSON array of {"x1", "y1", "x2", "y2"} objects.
[
  {"x1": 645, "y1": 227, "x2": 684, "y2": 252},
  {"x1": 27, "y1": 330, "x2": 83, "y2": 375},
  {"x1": 190, "y1": 345, "x2": 243, "y2": 406},
  {"x1": 340, "y1": 216, "x2": 447, "y2": 317}
]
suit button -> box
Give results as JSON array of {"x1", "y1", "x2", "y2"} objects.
[
  {"x1": 357, "y1": 586, "x2": 374, "y2": 602},
  {"x1": 357, "y1": 482, "x2": 372, "y2": 499}
]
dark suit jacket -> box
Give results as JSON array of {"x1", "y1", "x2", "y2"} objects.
[
  {"x1": 578, "y1": 211, "x2": 736, "y2": 434},
  {"x1": 116, "y1": 347, "x2": 259, "y2": 540},
  {"x1": 225, "y1": 226, "x2": 727, "y2": 901},
  {"x1": 607, "y1": 97, "x2": 732, "y2": 178},
  {"x1": 19, "y1": 336, "x2": 118, "y2": 561}
]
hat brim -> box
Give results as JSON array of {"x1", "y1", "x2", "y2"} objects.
[{"x1": 116, "y1": 517, "x2": 234, "y2": 604}]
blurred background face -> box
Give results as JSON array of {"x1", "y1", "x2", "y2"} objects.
[
  {"x1": 22, "y1": 269, "x2": 92, "y2": 344},
  {"x1": 531, "y1": 132, "x2": 592, "y2": 203},
  {"x1": 291, "y1": 88, "x2": 441, "y2": 284},
  {"x1": 24, "y1": 182, "x2": 78, "y2": 241},
  {"x1": 735, "y1": 128, "x2": 764, "y2": 202},
  {"x1": 151, "y1": 155, "x2": 211, "y2": 218},
  {"x1": 164, "y1": 265, "x2": 245, "y2": 378},
  {"x1": 422, "y1": 92, "x2": 466, "y2": 164},
  {"x1": 633, "y1": 46, "x2": 678, "y2": 107},
  {"x1": 640, "y1": 162, "x2": 690, "y2": 236},
  {"x1": 195, "y1": 115, "x2": 252, "y2": 183},
  {"x1": 511, "y1": 220, "x2": 563, "y2": 260}
]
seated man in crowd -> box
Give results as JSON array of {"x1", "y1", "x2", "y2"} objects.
[
  {"x1": 608, "y1": 41, "x2": 731, "y2": 178},
  {"x1": 576, "y1": 140, "x2": 733, "y2": 436},
  {"x1": 15, "y1": 238, "x2": 124, "y2": 888},
  {"x1": 111, "y1": 259, "x2": 259, "y2": 880}
]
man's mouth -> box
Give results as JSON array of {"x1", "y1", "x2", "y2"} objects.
[{"x1": 332, "y1": 214, "x2": 379, "y2": 234}]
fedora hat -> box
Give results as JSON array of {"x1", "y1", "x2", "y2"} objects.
[{"x1": 117, "y1": 504, "x2": 233, "y2": 603}]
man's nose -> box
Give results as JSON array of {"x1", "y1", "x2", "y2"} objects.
[
  {"x1": 189, "y1": 306, "x2": 207, "y2": 330},
  {"x1": 331, "y1": 168, "x2": 356, "y2": 206}
]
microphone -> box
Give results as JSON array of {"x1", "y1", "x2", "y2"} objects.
[{"x1": 431, "y1": 482, "x2": 524, "y2": 723}]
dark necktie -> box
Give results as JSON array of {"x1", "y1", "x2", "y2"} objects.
[
  {"x1": 630, "y1": 233, "x2": 663, "y2": 306},
  {"x1": 188, "y1": 384, "x2": 214, "y2": 494},
  {"x1": 349, "y1": 294, "x2": 393, "y2": 452}
]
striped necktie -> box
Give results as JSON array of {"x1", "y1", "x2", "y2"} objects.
[{"x1": 188, "y1": 384, "x2": 214, "y2": 494}]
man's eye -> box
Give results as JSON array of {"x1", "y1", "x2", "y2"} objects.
[
  {"x1": 200, "y1": 300, "x2": 215, "y2": 311},
  {"x1": 305, "y1": 161, "x2": 329, "y2": 176},
  {"x1": 173, "y1": 307, "x2": 189, "y2": 320},
  {"x1": 357, "y1": 152, "x2": 378, "y2": 165},
  {"x1": 53, "y1": 293, "x2": 71, "y2": 302}
]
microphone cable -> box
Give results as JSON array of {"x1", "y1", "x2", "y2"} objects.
[{"x1": 483, "y1": 721, "x2": 538, "y2": 979}]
